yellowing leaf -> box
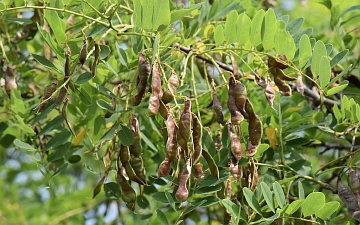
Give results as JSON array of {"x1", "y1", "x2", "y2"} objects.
[
  {"x1": 74, "y1": 128, "x2": 87, "y2": 146},
  {"x1": 265, "y1": 127, "x2": 277, "y2": 149}
]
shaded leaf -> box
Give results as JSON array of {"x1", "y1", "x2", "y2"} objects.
[
  {"x1": 32, "y1": 54, "x2": 60, "y2": 73},
  {"x1": 118, "y1": 125, "x2": 135, "y2": 146},
  {"x1": 13, "y1": 139, "x2": 36, "y2": 151},
  {"x1": 273, "y1": 181, "x2": 286, "y2": 208},
  {"x1": 104, "y1": 182, "x2": 121, "y2": 200},
  {"x1": 156, "y1": 209, "x2": 169, "y2": 225},
  {"x1": 260, "y1": 182, "x2": 275, "y2": 213},
  {"x1": 243, "y1": 187, "x2": 262, "y2": 215}
]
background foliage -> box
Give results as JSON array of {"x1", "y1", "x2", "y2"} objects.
[{"x1": 1, "y1": 0, "x2": 360, "y2": 224}]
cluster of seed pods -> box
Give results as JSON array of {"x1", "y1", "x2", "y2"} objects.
[{"x1": 268, "y1": 55, "x2": 295, "y2": 96}]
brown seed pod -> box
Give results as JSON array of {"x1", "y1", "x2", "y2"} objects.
[
  {"x1": 192, "y1": 113, "x2": 202, "y2": 164},
  {"x1": 162, "y1": 69, "x2": 179, "y2": 104},
  {"x1": 129, "y1": 115, "x2": 142, "y2": 157},
  {"x1": 178, "y1": 98, "x2": 191, "y2": 155},
  {"x1": 272, "y1": 72, "x2": 292, "y2": 96},
  {"x1": 296, "y1": 72, "x2": 304, "y2": 95},
  {"x1": 227, "y1": 124, "x2": 243, "y2": 161},
  {"x1": 175, "y1": 160, "x2": 191, "y2": 201},
  {"x1": 148, "y1": 61, "x2": 163, "y2": 116},
  {"x1": 225, "y1": 177, "x2": 232, "y2": 200},
  {"x1": 268, "y1": 55, "x2": 288, "y2": 70},
  {"x1": 148, "y1": 94, "x2": 160, "y2": 117},
  {"x1": 193, "y1": 163, "x2": 204, "y2": 179},
  {"x1": 116, "y1": 167, "x2": 136, "y2": 211},
  {"x1": 53, "y1": 49, "x2": 71, "y2": 109},
  {"x1": 349, "y1": 170, "x2": 360, "y2": 202},
  {"x1": 270, "y1": 67, "x2": 296, "y2": 81},
  {"x1": 38, "y1": 79, "x2": 58, "y2": 113},
  {"x1": 79, "y1": 36, "x2": 88, "y2": 65},
  {"x1": 228, "y1": 76, "x2": 243, "y2": 124},
  {"x1": 132, "y1": 52, "x2": 151, "y2": 106},
  {"x1": 234, "y1": 81, "x2": 247, "y2": 116},
  {"x1": 265, "y1": 79, "x2": 275, "y2": 107},
  {"x1": 245, "y1": 100, "x2": 263, "y2": 157},
  {"x1": 337, "y1": 178, "x2": 360, "y2": 218},
  {"x1": 230, "y1": 53, "x2": 241, "y2": 80},
  {"x1": 92, "y1": 41, "x2": 100, "y2": 77},
  {"x1": 229, "y1": 153, "x2": 240, "y2": 180},
  {"x1": 213, "y1": 90, "x2": 224, "y2": 124}
]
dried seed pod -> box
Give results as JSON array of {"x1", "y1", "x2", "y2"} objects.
[
  {"x1": 79, "y1": 36, "x2": 88, "y2": 65},
  {"x1": 227, "y1": 124, "x2": 243, "y2": 161},
  {"x1": 92, "y1": 41, "x2": 100, "y2": 77},
  {"x1": 270, "y1": 67, "x2": 296, "y2": 81},
  {"x1": 296, "y1": 72, "x2": 304, "y2": 95},
  {"x1": 265, "y1": 79, "x2": 275, "y2": 107},
  {"x1": 158, "y1": 111, "x2": 178, "y2": 177},
  {"x1": 39, "y1": 79, "x2": 58, "y2": 112},
  {"x1": 225, "y1": 177, "x2": 232, "y2": 200},
  {"x1": 53, "y1": 49, "x2": 71, "y2": 109},
  {"x1": 148, "y1": 95, "x2": 160, "y2": 116},
  {"x1": 230, "y1": 53, "x2": 241, "y2": 80},
  {"x1": 273, "y1": 73, "x2": 292, "y2": 96},
  {"x1": 192, "y1": 113, "x2": 202, "y2": 164},
  {"x1": 148, "y1": 61, "x2": 162, "y2": 116},
  {"x1": 116, "y1": 167, "x2": 136, "y2": 211},
  {"x1": 175, "y1": 160, "x2": 191, "y2": 201},
  {"x1": 229, "y1": 154, "x2": 240, "y2": 180},
  {"x1": 162, "y1": 69, "x2": 179, "y2": 104},
  {"x1": 214, "y1": 131, "x2": 222, "y2": 150},
  {"x1": 228, "y1": 76, "x2": 243, "y2": 124},
  {"x1": 213, "y1": 90, "x2": 224, "y2": 124},
  {"x1": 193, "y1": 163, "x2": 204, "y2": 179},
  {"x1": 337, "y1": 178, "x2": 360, "y2": 217},
  {"x1": 5, "y1": 66, "x2": 17, "y2": 97},
  {"x1": 268, "y1": 55, "x2": 288, "y2": 70},
  {"x1": 130, "y1": 156, "x2": 147, "y2": 185},
  {"x1": 132, "y1": 52, "x2": 151, "y2": 106},
  {"x1": 234, "y1": 81, "x2": 247, "y2": 116},
  {"x1": 177, "y1": 98, "x2": 191, "y2": 155},
  {"x1": 349, "y1": 170, "x2": 360, "y2": 202},
  {"x1": 245, "y1": 100, "x2": 263, "y2": 157},
  {"x1": 129, "y1": 115, "x2": 142, "y2": 157}
]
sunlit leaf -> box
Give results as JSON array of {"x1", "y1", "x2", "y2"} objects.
[
  {"x1": 262, "y1": 8, "x2": 276, "y2": 50},
  {"x1": 237, "y1": 13, "x2": 251, "y2": 46},
  {"x1": 302, "y1": 192, "x2": 325, "y2": 217},
  {"x1": 299, "y1": 34, "x2": 312, "y2": 68},
  {"x1": 250, "y1": 9, "x2": 265, "y2": 46},
  {"x1": 214, "y1": 25, "x2": 225, "y2": 45},
  {"x1": 224, "y1": 10, "x2": 238, "y2": 44}
]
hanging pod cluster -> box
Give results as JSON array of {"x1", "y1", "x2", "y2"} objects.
[{"x1": 268, "y1": 55, "x2": 295, "y2": 96}]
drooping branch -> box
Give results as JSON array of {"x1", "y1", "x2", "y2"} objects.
[{"x1": 175, "y1": 44, "x2": 341, "y2": 107}]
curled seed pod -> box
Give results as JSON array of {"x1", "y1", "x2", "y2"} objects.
[
  {"x1": 158, "y1": 111, "x2": 178, "y2": 177},
  {"x1": 192, "y1": 113, "x2": 202, "y2": 164},
  {"x1": 230, "y1": 53, "x2": 241, "y2": 80},
  {"x1": 268, "y1": 55, "x2": 288, "y2": 70},
  {"x1": 79, "y1": 36, "x2": 88, "y2": 65},
  {"x1": 230, "y1": 154, "x2": 240, "y2": 180},
  {"x1": 116, "y1": 167, "x2": 136, "y2": 211},
  {"x1": 92, "y1": 41, "x2": 100, "y2": 77},
  {"x1": 234, "y1": 81, "x2": 247, "y2": 116},
  {"x1": 175, "y1": 160, "x2": 191, "y2": 201},
  {"x1": 227, "y1": 124, "x2": 243, "y2": 161},
  {"x1": 213, "y1": 90, "x2": 224, "y2": 124},
  {"x1": 245, "y1": 100, "x2": 263, "y2": 157},
  {"x1": 273, "y1": 74, "x2": 292, "y2": 96},
  {"x1": 162, "y1": 69, "x2": 179, "y2": 104},
  {"x1": 228, "y1": 76, "x2": 243, "y2": 124},
  {"x1": 265, "y1": 79, "x2": 275, "y2": 107},
  {"x1": 132, "y1": 52, "x2": 151, "y2": 106},
  {"x1": 349, "y1": 170, "x2": 360, "y2": 202},
  {"x1": 129, "y1": 115, "x2": 142, "y2": 157},
  {"x1": 337, "y1": 178, "x2": 360, "y2": 217},
  {"x1": 130, "y1": 156, "x2": 147, "y2": 185},
  {"x1": 270, "y1": 67, "x2": 296, "y2": 81},
  {"x1": 193, "y1": 163, "x2": 204, "y2": 179},
  {"x1": 39, "y1": 79, "x2": 58, "y2": 113},
  {"x1": 5, "y1": 66, "x2": 17, "y2": 97}
]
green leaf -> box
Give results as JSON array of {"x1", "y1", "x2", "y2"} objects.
[
  {"x1": 285, "y1": 32, "x2": 296, "y2": 60},
  {"x1": 331, "y1": 4, "x2": 341, "y2": 28},
  {"x1": 285, "y1": 199, "x2": 304, "y2": 215},
  {"x1": 133, "y1": 0, "x2": 142, "y2": 28},
  {"x1": 237, "y1": 13, "x2": 251, "y2": 46},
  {"x1": 326, "y1": 64, "x2": 351, "y2": 89},
  {"x1": 195, "y1": 186, "x2": 222, "y2": 195},
  {"x1": 326, "y1": 80, "x2": 349, "y2": 96},
  {"x1": 164, "y1": 190, "x2": 177, "y2": 212},
  {"x1": 37, "y1": 24, "x2": 64, "y2": 61},
  {"x1": 140, "y1": 0, "x2": 153, "y2": 29},
  {"x1": 156, "y1": 209, "x2": 169, "y2": 225},
  {"x1": 311, "y1": 41, "x2": 327, "y2": 78},
  {"x1": 0, "y1": 122, "x2": 8, "y2": 134},
  {"x1": 315, "y1": 201, "x2": 340, "y2": 220},
  {"x1": 93, "y1": 83, "x2": 117, "y2": 98},
  {"x1": 100, "y1": 123, "x2": 119, "y2": 141},
  {"x1": 36, "y1": 115, "x2": 64, "y2": 137},
  {"x1": 319, "y1": 56, "x2": 331, "y2": 89},
  {"x1": 250, "y1": 9, "x2": 265, "y2": 46},
  {"x1": 104, "y1": 182, "x2": 121, "y2": 200},
  {"x1": 286, "y1": 18, "x2": 304, "y2": 36},
  {"x1": 299, "y1": 34, "x2": 312, "y2": 68},
  {"x1": 202, "y1": 128, "x2": 216, "y2": 156},
  {"x1": 44, "y1": 130, "x2": 72, "y2": 151},
  {"x1": 44, "y1": 10, "x2": 66, "y2": 44},
  {"x1": 118, "y1": 125, "x2": 135, "y2": 146},
  {"x1": 202, "y1": 149, "x2": 219, "y2": 180},
  {"x1": 222, "y1": 199, "x2": 240, "y2": 217},
  {"x1": 10, "y1": 89, "x2": 26, "y2": 116},
  {"x1": 330, "y1": 50, "x2": 348, "y2": 67},
  {"x1": 48, "y1": 142, "x2": 71, "y2": 162},
  {"x1": 183, "y1": 199, "x2": 207, "y2": 215},
  {"x1": 32, "y1": 54, "x2": 60, "y2": 73},
  {"x1": 340, "y1": 4, "x2": 360, "y2": 17},
  {"x1": 214, "y1": 25, "x2": 225, "y2": 45},
  {"x1": 274, "y1": 21, "x2": 287, "y2": 55},
  {"x1": 99, "y1": 45, "x2": 111, "y2": 59},
  {"x1": 6, "y1": 17, "x2": 33, "y2": 25},
  {"x1": 78, "y1": 88, "x2": 92, "y2": 105},
  {"x1": 302, "y1": 192, "x2": 325, "y2": 217},
  {"x1": 50, "y1": 162, "x2": 68, "y2": 178},
  {"x1": 13, "y1": 139, "x2": 36, "y2": 150},
  {"x1": 273, "y1": 181, "x2": 286, "y2": 208},
  {"x1": 14, "y1": 115, "x2": 36, "y2": 136},
  {"x1": 243, "y1": 187, "x2": 262, "y2": 216},
  {"x1": 116, "y1": 43, "x2": 128, "y2": 67},
  {"x1": 262, "y1": 8, "x2": 277, "y2": 50},
  {"x1": 224, "y1": 10, "x2": 238, "y2": 44},
  {"x1": 252, "y1": 144, "x2": 269, "y2": 159},
  {"x1": 260, "y1": 182, "x2": 275, "y2": 213},
  {"x1": 171, "y1": 3, "x2": 203, "y2": 23},
  {"x1": 96, "y1": 100, "x2": 115, "y2": 113},
  {"x1": 75, "y1": 72, "x2": 92, "y2": 85},
  {"x1": 68, "y1": 155, "x2": 81, "y2": 164},
  {"x1": 152, "y1": 0, "x2": 170, "y2": 31}
]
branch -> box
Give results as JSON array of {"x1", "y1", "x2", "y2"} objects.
[{"x1": 175, "y1": 44, "x2": 341, "y2": 107}]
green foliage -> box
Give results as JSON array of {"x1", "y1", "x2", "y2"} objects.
[{"x1": 1, "y1": 0, "x2": 360, "y2": 224}]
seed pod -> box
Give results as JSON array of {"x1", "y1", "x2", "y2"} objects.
[
  {"x1": 228, "y1": 76, "x2": 243, "y2": 124},
  {"x1": 132, "y1": 52, "x2": 151, "y2": 106},
  {"x1": 178, "y1": 98, "x2": 191, "y2": 155},
  {"x1": 223, "y1": 208, "x2": 232, "y2": 225},
  {"x1": 148, "y1": 61, "x2": 162, "y2": 116},
  {"x1": 92, "y1": 41, "x2": 100, "y2": 77},
  {"x1": 119, "y1": 144, "x2": 145, "y2": 185},
  {"x1": 337, "y1": 178, "x2": 360, "y2": 217},
  {"x1": 349, "y1": 170, "x2": 360, "y2": 202},
  {"x1": 5, "y1": 66, "x2": 17, "y2": 97},
  {"x1": 129, "y1": 115, "x2": 142, "y2": 157},
  {"x1": 245, "y1": 100, "x2": 262, "y2": 157},
  {"x1": 53, "y1": 50, "x2": 71, "y2": 109},
  {"x1": 193, "y1": 163, "x2": 204, "y2": 179},
  {"x1": 158, "y1": 100, "x2": 168, "y2": 119},
  {"x1": 296, "y1": 72, "x2": 304, "y2": 95},
  {"x1": 234, "y1": 81, "x2": 247, "y2": 116},
  {"x1": 162, "y1": 69, "x2": 179, "y2": 104},
  {"x1": 273, "y1": 73, "x2": 292, "y2": 96},
  {"x1": 116, "y1": 167, "x2": 136, "y2": 211},
  {"x1": 268, "y1": 55, "x2": 288, "y2": 70},
  {"x1": 148, "y1": 95, "x2": 160, "y2": 116},
  {"x1": 175, "y1": 160, "x2": 191, "y2": 201},
  {"x1": 158, "y1": 111, "x2": 178, "y2": 177},
  {"x1": 265, "y1": 80, "x2": 275, "y2": 107},
  {"x1": 230, "y1": 53, "x2": 241, "y2": 80},
  {"x1": 230, "y1": 154, "x2": 240, "y2": 180},
  {"x1": 39, "y1": 79, "x2": 58, "y2": 113},
  {"x1": 79, "y1": 36, "x2": 88, "y2": 65},
  {"x1": 214, "y1": 131, "x2": 222, "y2": 150},
  {"x1": 103, "y1": 148, "x2": 111, "y2": 168},
  {"x1": 130, "y1": 156, "x2": 147, "y2": 185},
  {"x1": 225, "y1": 177, "x2": 232, "y2": 200},
  {"x1": 270, "y1": 67, "x2": 296, "y2": 81},
  {"x1": 213, "y1": 90, "x2": 224, "y2": 124},
  {"x1": 227, "y1": 124, "x2": 243, "y2": 161},
  {"x1": 192, "y1": 113, "x2": 202, "y2": 164}
]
